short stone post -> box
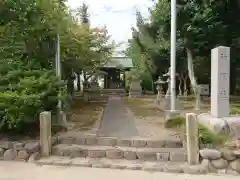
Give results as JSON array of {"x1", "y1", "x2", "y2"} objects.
[
  {"x1": 60, "y1": 111, "x2": 68, "y2": 128},
  {"x1": 40, "y1": 111, "x2": 52, "y2": 157},
  {"x1": 195, "y1": 85, "x2": 201, "y2": 111},
  {"x1": 186, "y1": 113, "x2": 199, "y2": 165}
]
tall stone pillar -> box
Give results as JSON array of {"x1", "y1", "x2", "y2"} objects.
[{"x1": 211, "y1": 46, "x2": 230, "y2": 118}]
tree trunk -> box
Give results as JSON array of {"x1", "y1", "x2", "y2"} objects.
[
  {"x1": 76, "y1": 72, "x2": 81, "y2": 91},
  {"x1": 183, "y1": 77, "x2": 188, "y2": 96},
  {"x1": 178, "y1": 77, "x2": 183, "y2": 96},
  {"x1": 186, "y1": 48, "x2": 198, "y2": 94},
  {"x1": 186, "y1": 48, "x2": 201, "y2": 110}
]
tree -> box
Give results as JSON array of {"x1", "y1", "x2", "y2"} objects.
[
  {"x1": 127, "y1": 11, "x2": 170, "y2": 93},
  {"x1": 0, "y1": 0, "x2": 114, "y2": 131},
  {"x1": 128, "y1": 0, "x2": 240, "y2": 97},
  {"x1": 0, "y1": 0, "x2": 68, "y2": 131},
  {"x1": 78, "y1": 2, "x2": 90, "y2": 25},
  {"x1": 150, "y1": 0, "x2": 240, "y2": 97}
]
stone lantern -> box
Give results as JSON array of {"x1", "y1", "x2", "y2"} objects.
[
  {"x1": 155, "y1": 76, "x2": 166, "y2": 105},
  {"x1": 161, "y1": 67, "x2": 181, "y2": 111}
]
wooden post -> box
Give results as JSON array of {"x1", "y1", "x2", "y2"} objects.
[
  {"x1": 40, "y1": 111, "x2": 52, "y2": 157},
  {"x1": 186, "y1": 113, "x2": 199, "y2": 165}
]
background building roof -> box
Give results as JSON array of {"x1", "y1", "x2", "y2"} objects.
[{"x1": 104, "y1": 56, "x2": 133, "y2": 68}]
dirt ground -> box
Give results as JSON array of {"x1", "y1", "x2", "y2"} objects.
[
  {"x1": 65, "y1": 94, "x2": 108, "y2": 135},
  {"x1": 123, "y1": 97, "x2": 184, "y2": 139}
]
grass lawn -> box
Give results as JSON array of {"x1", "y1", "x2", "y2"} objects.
[{"x1": 123, "y1": 98, "x2": 163, "y2": 117}]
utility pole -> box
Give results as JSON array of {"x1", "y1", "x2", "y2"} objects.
[
  {"x1": 55, "y1": 34, "x2": 62, "y2": 111},
  {"x1": 170, "y1": 0, "x2": 177, "y2": 112}
]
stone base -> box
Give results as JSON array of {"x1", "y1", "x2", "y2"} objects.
[
  {"x1": 198, "y1": 113, "x2": 240, "y2": 137},
  {"x1": 128, "y1": 91, "x2": 142, "y2": 98},
  {"x1": 160, "y1": 95, "x2": 182, "y2": 111},
  {"x1": 164, "y1": 110, "x2": 182, "y2": 122}
]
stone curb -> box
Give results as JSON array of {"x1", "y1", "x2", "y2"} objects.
[
  {"x1": 51, "y1": 144, "x2": 187, "y2": 162},
  {"x1": 57, "y1": 135, "x2": 183, "y2": 148},
  {"x1": 95, "y1": 107, "x2": 105, "y2": 133},
  {"x1": 34, "y1": 156, "x2": 240, "y2": 175}
]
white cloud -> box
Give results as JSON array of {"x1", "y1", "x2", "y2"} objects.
[{"x1": 67, "y1": 0, "x2": 154, "y2": 51}]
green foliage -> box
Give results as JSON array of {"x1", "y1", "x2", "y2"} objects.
[
  {"x1": 0, "y1": 68, "x2": 66, "y2": 131},
  {"x1": 127, "y1": 0, "x2": 240, "y2": 93},
  {"x1": 0, "y1": 0, "x2": 113, "y2": 133},
  {"x1": 198, "y1": 125, "x2": 226, "y2": 145},
  {"x1": 165, "y1": 116, "x2": 227, "y2": 145},
  {"x1": 164, "y1": 116, "x2": 185, "y2": 128}
]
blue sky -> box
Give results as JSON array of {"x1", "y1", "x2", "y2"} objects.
[{"x1": 67, "y1": 0, "x2": 154, "y2": 51}]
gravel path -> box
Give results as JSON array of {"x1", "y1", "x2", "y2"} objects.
[{"x1": 97, "y1": 95, "x2": 139, "y2": 137}]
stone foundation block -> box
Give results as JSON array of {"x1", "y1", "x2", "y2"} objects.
[
  {"x1": 124, "y1": 151, "x2": 137, "y2": 160},
  {"x1": 85, "y1": 137, "x2": 97, "y2": 145},
  {"x1": 3, "y1": 149, "x2": 17, "y2": 160},
  {"x1": 106, "y1": 149, "x2": 123, "y2": 159},
  {"x1": 146, "y1": 140, "x2": 164, "y2": 148},
  {"x1": 164, "y1": 164, "x2": 183, "y2": 173},
  {"x1": 229, "y1": 159, "x2": 240, "y2": 173},
  {"x1": 200, "y1": 149, "x2": 221, "y2": 160},
  {"x1": 69, "y1": 147, "x2": 85, "y2": 157},
  {"x1": 75, "y1": 137, "x2": 86, "y2": 145},
  {"x1": 97, "y1": 137, "x2": 117, "y2": 146},
  {"x1": 0, "y1": 148, "x2": 4, "y2": 156},
  {"x1": 13, "y1": 142, "x2": 25, "y2": 150},
  {"x1": 211, "y1": 158, "x2": 228, "y2": 169},
  {"x1": 116, "y1": 139, "x2": 131, "y2": 147},
  {"x1": 156, "y1": 152, "x2": 169, "y2": 161},
  {"x1": 136, "y1": 151, "x2": 156, "y2": 161},
  {"x1": 88, "y1": 149, "x2": 106, "y2": 158},
  {"x1": 131, "y1": 139, "x2": 146, "y2": 148},
  {"x1": 170, "y1": 151, "x2": 187, "y2": 162},
  {"x1": 165, "y1": 140, "x2": 183, "y2": 148},
  {"x1": 17, "y1": 150, "x2": 30, "y2": 160},
  {"x1": 0, "y1": 141, "x2": 13, "y2": 149},
  {"x1": 59, "y1": 137, "x2": 75, "y2": 145}
]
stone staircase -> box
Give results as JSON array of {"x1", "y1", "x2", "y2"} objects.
[{"x1": 36, "y1": 134, "x2": 188, "y2": 172}]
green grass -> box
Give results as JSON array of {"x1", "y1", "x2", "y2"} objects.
[
  {"x1": 230, "y1": 106, "x2": 240, "y2": 115},
  {"x1": 165, "y1": 116, "x2": 227, "y2": 146}
]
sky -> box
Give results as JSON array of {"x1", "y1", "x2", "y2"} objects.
[{"x1": 66, "y1": 0, "x2": 155, "y2": 51}]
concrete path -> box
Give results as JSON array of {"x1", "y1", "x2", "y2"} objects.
[
  {"x1": 98, "y1": 95, "x2": 138, "y2": 137},
  {"x1": 0, "y1": 161, "x2": 239, "y2": 180}
]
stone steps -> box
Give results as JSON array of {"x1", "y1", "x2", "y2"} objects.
[
  {"x1": 35, "y1": 156, "x2": 187, "y2": 173},
  {"x1": 57, "y1": 135, "x2": 183, "y2": 148},
  {"x1": 52, "y1": 144, "x2": 187, "y2": 162}
]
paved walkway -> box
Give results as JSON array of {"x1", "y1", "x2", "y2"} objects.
[
  {"x1": 0, "y1": 161, "x2": 239, "y2": 180},
  {"x1": 97, "y1": 95, "x2": 139, "y2": 137}
]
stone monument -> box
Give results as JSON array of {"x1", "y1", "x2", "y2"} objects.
[
  {"x1": 211, "y1": 46, "x2": 230, "y2": 118},
  {"x1": 128, "y1": 69, "x2": 141, "y2": 98},
  {"x1": 198, "y1": 46, "x2": 240, "y2": 137},
  {"x1": 129, "y1": 80, "x2": 141, "y2": 98}
]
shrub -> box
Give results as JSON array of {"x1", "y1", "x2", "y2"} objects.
[
  {"x1": 164, "y1": 116, "x2": 185, "y2": 128},
  {"x1": 0, "y1": 69, "x2": 66, "y2": 132}
]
